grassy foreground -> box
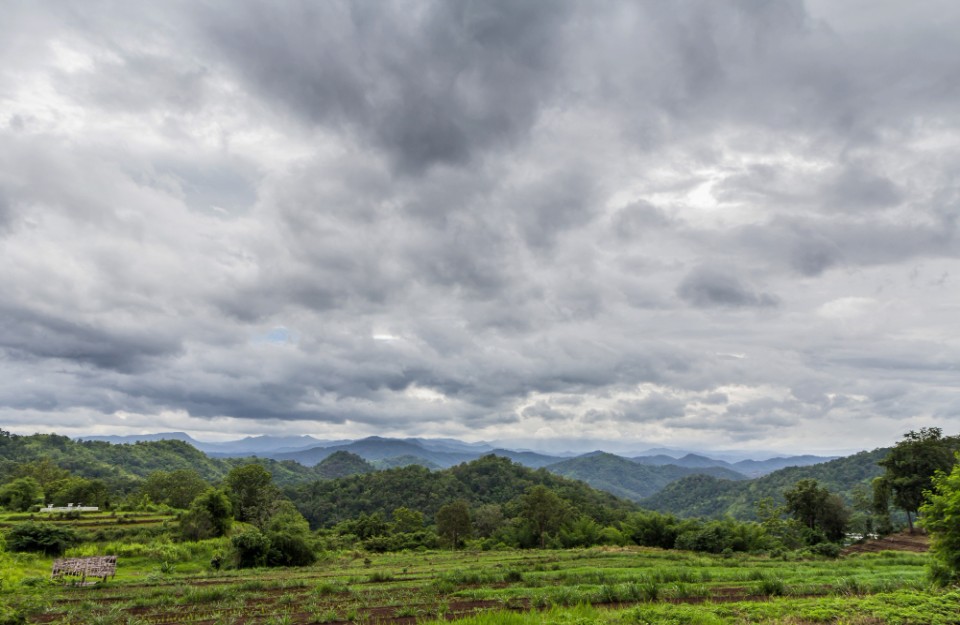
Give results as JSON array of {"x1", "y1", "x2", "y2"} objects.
[{"x1": 2, "y1": 536, "x2": 957, "y2": 625}]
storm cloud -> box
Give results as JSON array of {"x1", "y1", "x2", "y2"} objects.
[{"x1": 1, "y1": 0, "x2": 960, "y2": 453}]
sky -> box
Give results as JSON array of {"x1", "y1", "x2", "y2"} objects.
[{"x1": 1, "y1": 1, "x2": 959, "y2": 455}]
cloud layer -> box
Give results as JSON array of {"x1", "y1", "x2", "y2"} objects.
[{"x1": 2, "y1": 0, "x2": 959, "y2": 453}]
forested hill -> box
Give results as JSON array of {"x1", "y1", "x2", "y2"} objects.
[
  {"x1": 288, "y1": 454, "x2": 637, "y2": 528},
  {"x1": 0, "y1": 431, "x2": 330, "y2": 493},
  {"x1": 639, "y1": 447, "x2": 891, "y2": 519},
  {"x1": 544, "y1": 452, "x2": 747, "y2": 501}
]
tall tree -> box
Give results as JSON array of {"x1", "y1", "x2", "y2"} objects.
[
  {"x1": 436, "y1": 500, "x2": 472, "y2": 548},
  {"x1": 225, "y1": 464, "x2": 280, "y2": 528},
  {"x1": 873, "y1": 428, "x2": 958, "y2": 532},
  {"x1": 784, "y1": 478, "x2": 850, "y2": 542},
  {"x1": 520, "y1": 485, "x2": 569, "y2": 548}
]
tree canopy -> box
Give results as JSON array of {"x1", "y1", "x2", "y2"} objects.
[{"x1": 873, "y1": 428, "x2": 960, "y2": 531}]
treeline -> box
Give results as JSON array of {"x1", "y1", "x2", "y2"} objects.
[{"x1": 4, "y1": 427, "x2": 960, "y2": 578}]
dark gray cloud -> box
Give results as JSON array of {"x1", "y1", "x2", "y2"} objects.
[
  {"x1": 677, "y1": 267, "x2": 780, "y2": 309},
  {"x1": 200, "y1": 0, "x2": 574, "y2": 174},
  {"x1": 1, "y1": 0, "x2": 959, "y2": 452}
]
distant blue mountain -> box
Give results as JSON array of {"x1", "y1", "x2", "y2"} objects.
[{"x1": 74, "y1": 432, "x2": 836, "y2": 480}]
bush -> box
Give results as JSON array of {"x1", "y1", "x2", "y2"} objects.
[
  {"x1": 809, "y1": 542, "x2": 841, "y2": 558},
  {"x1": 267, "y1": 532, "x2": 316, "y2": 567},
  {"x1": 231, "y1": 527, "x2": 270, "y2": 568},
  {"x1": 5, "y1": 522, "x2": 79, "y2": 556}
]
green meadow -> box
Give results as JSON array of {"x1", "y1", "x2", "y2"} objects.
[{"x1": 2, "y1": 526, "x2": 954, "y2": 625}]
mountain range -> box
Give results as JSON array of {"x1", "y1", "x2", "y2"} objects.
[{"x1": 75, "y1": 432, "x2": 841, "y2": 503}]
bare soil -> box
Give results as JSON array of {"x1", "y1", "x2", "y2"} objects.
[{"x1": 841, "y1": 530, "x2": 929, "y2": 555}]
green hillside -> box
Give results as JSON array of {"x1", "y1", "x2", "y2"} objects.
[
  {"x1": 289, "y1": 454, "x2": 637, "y2": 528},
  {"x1": 315, "y1": 451, "x2": 376, "y2": 478},
  {"x1": 0, "y1": 430, "x2": 325, "y2": 493},
  {"x1": 640, "y1": 447, "x2": 892, "y2": 519},
  {"x1": 545, "y1": 452, "x2": 747, "y2": 501}
]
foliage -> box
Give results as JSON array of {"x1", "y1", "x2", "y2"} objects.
[
  {"x1": 0, "y1": 478, "x2": 42, "y2": 512},
  {"x1": 290, "y1": 455, "x2": 635, "y2": 530},
  {"x1": 46, "y1": 477, "x2": 110, "y2": 508},
  {"x1": 784, "y1": 478, "x2": 850, "y2": 542},
  {"x1": 227, "y1": 501, "x2": 317, "y2": 568},
  {"x1": 519, "y1": 485, "x2": 569, "y2": 548},
  {"x1": 5, "y1": 522, "x2": 79, "y2": 556},
  {"x1": 919, "y1": 453, "x2": 960, "y2": 584},
  {"x1": 179, "y1": 488, "x2": 233, "y2": 541},
  {"x1": 874, "y1": 427, "x2": 960, "y2": 531},
  {"x1": 391, "y1": 506, "x2": 424, "y2": 534},
  {"x1": 472, "y1": 503, "x2": 505, "y2": 538},
  {"x1": 141, "y1": 469, "x2": 209, "y2": 509},
  {"x1": 436, "y1": 500, "x2": 472, "y2": 548},
  {"x1": 545, "y1": 452, "x2": 747, "y2": 501},
  {"x1": 314, "y1": 451, "x2": 375, "y2": 478},
  {"x1": 642, "y1": 447, "x2": 892, "y2": 520},
  {"x1": 263, "y1": 500, "x2": 316, "y2": 567},
  {"x1": 225, "y1": 464, "x2": 281, "y2": 528},
  {"x1": 0, "y1": 431, "x2": 335, "y2": 501},
  {"x1": 674, "y1": 519, "x2": 766, "y2": 553},
  {"x1": 621, "y1": 511, "x2": 683, "y2": 550},
  {"x1": 230, "y1": 526, "x2": 270, "y2": 568}
]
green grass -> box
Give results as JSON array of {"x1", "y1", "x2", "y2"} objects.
[{"x1": 0, "y1": 541, "x2": 946, "y2": 625}]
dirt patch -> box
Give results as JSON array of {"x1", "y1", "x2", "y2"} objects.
[{"x1": 842, "y1": 530, "x2": 929, "y2": 556}]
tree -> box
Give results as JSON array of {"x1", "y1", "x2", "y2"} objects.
[
  {"x1": 436, "y1": 500, "x2": 472, "y2": 548},
  {"x1": 784, "y1": 479, "x2": 850, "y2": 542},
  {"x1": 874, "y1": 428, "x2": 958, "y2": 532},
  {"x1": 519, "y1": 485, "x2": 568, "y2": 548},
  {"x1": 179, "y1": 488, "x2": 233, "y2": 541},
  {"x1": 225, "y1": 464, "x2": 280, "y2": 528},
  {"x1": 391, "y1": 507, "x2": 424, "y2": 534},
  {"x1": 47, "y1": 477, "x2": 110, "y2": 508},
  {"x1": 142, "y1": 469, "x2": 209, "y2": 509},
  {"x1": 0, "y1": 477, "x2": 42, "y2": 512},
  {"x1": 264, "y1": 500, "x2": 316, "y2": 567},
  {"x1": 13, "y1": 459, "x2": 70, "y2": 494},
  {"x1": 473, "y1": 504, "x2": 505, "y2": 538},
  {"x1": 919, "y1": 454, "x2": 960, "y2": 584},
  {"x1": 621, "y1": 510, "x2": 682, "y2": 550}
]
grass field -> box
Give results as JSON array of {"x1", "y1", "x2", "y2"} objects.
[{"x1": 3, "y1": 536, "x2": 957, "y2": 625}]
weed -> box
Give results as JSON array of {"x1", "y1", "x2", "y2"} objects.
[
  {"x1": 311, "y1": 609, "x2": 339, "y2": 623},
  {"x1": 758, "y1": 576, "x2": 785, "y2": 596}
]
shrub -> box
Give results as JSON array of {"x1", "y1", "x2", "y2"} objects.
[
  {"x1": 5, "y1": 522, "x2": 79, "y2": 556},
  {"x1": 231, "y1": 527, "x2": 270, "y2": 568},
  {"x1": 266, "y1": 532, "x2": 316, "y2": 567}
]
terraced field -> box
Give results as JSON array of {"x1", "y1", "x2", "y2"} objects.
[{"x1": 8, "y1": 546, "x2": 959, "y2": 625}]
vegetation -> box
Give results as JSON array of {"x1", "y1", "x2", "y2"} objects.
[
  {"x1": 1, "y1": 427, "x2": 959, "y2": 624},
  {"x1": 784, "y1": 478, "x2": 850, "y2": 542},
  {"x1": 874, "y1": 428, "x2": 960, "y2": 532},
  {"x1": 641, "y1": 447, "x2": 892, "y2": 521},
  {"x1": 0, "y1": 540, "x2": 948, "y2": 625},
  {"x1": 5, "y1": 521, "x2": 79, "y2": 555},
  {"x1": 435, "y1": 499, "x2": 472, "y2": 548},
  {"x1": 544, "y1": 452, "x2": 747, "y2": 501},
  {"x1": 919, "y1": 453, "x2": 960, "y2": 584}
]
